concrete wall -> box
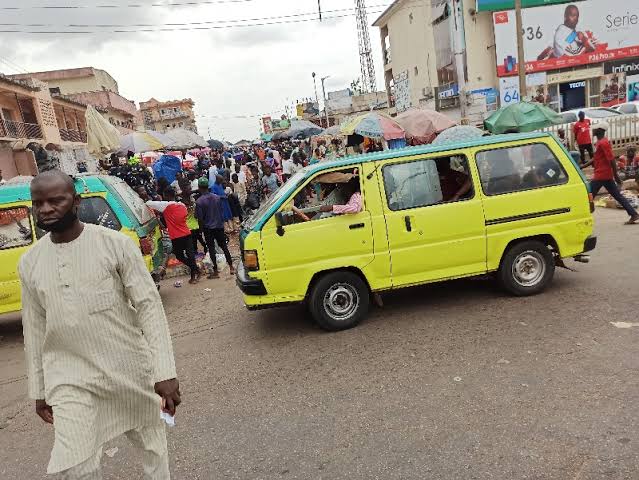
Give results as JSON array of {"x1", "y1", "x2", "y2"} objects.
[
  {"x1": 0, "y1": 147, "x2": 17, "y2": 178},
  {"x1": 0, "y1": 95, "x2": 20, "y2": 121},
  {"x1": 94, "y1": 69, "x2": 119, "y2": 94},
  {"x1": 462, "y1": 7, "x2": 498, "y2": 92}
]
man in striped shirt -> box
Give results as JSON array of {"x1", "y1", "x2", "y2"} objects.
[{"x1": 20, "y1": 170, "x2": 180, "y2": 479}]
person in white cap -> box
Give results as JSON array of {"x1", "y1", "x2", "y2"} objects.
[{"x1": 582, "y1": 122, "x2": 639, "y2": 225}]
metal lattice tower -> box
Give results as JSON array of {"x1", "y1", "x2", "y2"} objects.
[{"x1": 355, "y1": 0, "x2": 377, "y2": 93}]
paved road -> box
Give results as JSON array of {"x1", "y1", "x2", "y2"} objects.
[{"x1": 1, "y1": 209, "x2": 638, "y2": 480}]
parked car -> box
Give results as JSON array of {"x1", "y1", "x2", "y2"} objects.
[
  {"x1": 0, "y1": 174, "x2": 166, "y2": 318},
  {"x1": 236, "y1": 132, "x2": 596, "y2": 331},
  {"x1": 613, "y1": 102, "x2": 639, "y2": 115},
  {"x1": 559, "y1": 107, "x2": 622, "y2": 124}
]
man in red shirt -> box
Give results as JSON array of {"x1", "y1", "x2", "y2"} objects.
[
  {"x1": 147, "y1": 187, "x2": 202, "y2": 283},
  {"x1": 582, "y1": 124, "x2": 639, "y2": 224},
  {"x1": 573, "y1": 111, "x2": 593, "y2": 166}
]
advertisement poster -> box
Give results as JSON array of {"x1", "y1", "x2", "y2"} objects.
[
  {"x1": 394, "y1": 70, "x2": 411, "y2": 113},
  {"x1": 499, "y1": 76, "x2": 520, "y2": 106},
  {"x1": 627, "y1": 74, "x2": 639, "y2": 102},
  {"x1": 261, "y1": 116, "x2": 272, "y2": 134},
  {"x1": 494, "y1": 0, "x2": 639, "y2": 77},
  {"x1": 600, "y1": 73, "x2": 626, "y2": 107}
]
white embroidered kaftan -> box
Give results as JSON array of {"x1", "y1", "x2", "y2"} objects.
[{"x1": 19, "y1": 224, "x2": 176, "y2": 474}]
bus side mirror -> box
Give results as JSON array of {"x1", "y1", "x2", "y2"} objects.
[{"x1": 275, "y1": 212, "x2": 285, "y2": 237}]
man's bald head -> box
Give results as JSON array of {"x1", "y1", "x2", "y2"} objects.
[
  {"x1": 31, "y1": 170, "x2": 76, "y2": 195},
  {"x1": 31, "y1": 170, "x2": 81, "y2": 234}
]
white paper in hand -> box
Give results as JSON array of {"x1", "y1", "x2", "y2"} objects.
[{"x1": 160, "y1": 411, "x2": 176, "y2": 427}]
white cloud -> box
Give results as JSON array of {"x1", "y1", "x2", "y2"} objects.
[{"x1": 0, "y1": 0, "x2": 388, "y2": 141}]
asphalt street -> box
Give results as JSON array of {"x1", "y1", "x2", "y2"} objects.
[{"x1": 1, "y1": 208, "x2": 638, "y2": 479}]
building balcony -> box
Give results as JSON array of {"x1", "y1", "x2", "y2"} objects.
[
  {"x1": 160, "y1": 110, "x2": 189, "y2": 120},
  {"x1": 0, "y1": 119, "x2": 43, "y2": 140},
  {"x1": 59, "y1": 128, "x2": 87, "y2": 143}
]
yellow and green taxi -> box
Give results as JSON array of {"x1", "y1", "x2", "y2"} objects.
[
  {"x1": 0, "y1": 174, "x2": 166, "y2": 318},
  {"x1": 236, "y1": 132, "x2": 596, "y2": 331}
]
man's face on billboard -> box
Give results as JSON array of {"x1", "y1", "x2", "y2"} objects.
[{"x1": 565, "y1": 6, "x2": 579, "y2": 29}]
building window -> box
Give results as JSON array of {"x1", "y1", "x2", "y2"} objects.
[
  {"x1": 414, "y1": 66, "x2": 419, "y2": 76},
  {"x1": 49, "y1": 87, "x2": 61, "y2": 95},
  {"x1": 409, "y1": 12, "x2": 414, "y2": 24},
  {"x1": 588, "y1": 78, "x2": 601, "y2": 108}
]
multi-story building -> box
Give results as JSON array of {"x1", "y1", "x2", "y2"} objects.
[
  {"x1": 373, "y1": 0, "x2": 497, "y2": 121},
  {"x1": 0, "y1": 75, "x2": 92, "y2": 180},
  {"x1": 139, "y1": 98, "x2": 197, "y2": 133},
  {"x1": 11, "y1": 67, "x2": 139, "y2": 131},
  {"x1": 374, "y1": 0, "x2": 639, "y2": 122}
]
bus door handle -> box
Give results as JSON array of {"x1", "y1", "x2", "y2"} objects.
[
  {"x1": 349, "y1": 223, "x2": 365, "y2": 230},
  {"x1": 404, "y1": 216, "x2": 413, "y2": 232}
]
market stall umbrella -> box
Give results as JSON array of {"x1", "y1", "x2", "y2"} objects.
[
  {"x1": 323, "y1": 124, "x2": 343, "y2": 136},
  {"x1": 484, "y1": 101, "x2": 564, "y2": 134},
  {"x1": 287, "y1": 119, "x2": 324, "y2": 140},
  {"x1": 208, "y1": 139, "x2": 224, "y2": 150},
  {"x1": 164, "y1": 128, "x2": 208, "y2": 149},
  {"x1": 341, "y1": 112, "x2": 405, "y2": 140},
  {"x1": 431, "y1": 125, "x2": 485, "y2": 146},
  {"x1": 396, "y1": 108, "x2": 456, "y2": 145},
  {"x1": 86, "y1": 105, "x2": 121, "y2": 155},
  {"x1": 118, "y1": 131, "x2": 165, "y2": 155},
  {"x1": 146, "y1": 130, "x2": 174, "y2": 146},
  {"x1": 235, "y1": 139, "x2": 252, "y2": 147},
  {"x1": 272, "y1": 131, "x2": 289, "y2": 141}
]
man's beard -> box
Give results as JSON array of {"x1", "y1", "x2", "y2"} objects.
[{"x1": 36, "y1": 208, "x2": 78, "y2": 233}]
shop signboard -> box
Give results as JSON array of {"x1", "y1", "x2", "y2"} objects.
[
  {"x1": 499, "y1": 73, "x2": 547, "y2": 106},
  {"x1": 494, "y1": 0, "x2": 639, "y2": 77},
  {"x1": 604, "y1": 59, "x2": 639, "y2": 75},
  {"x1": 477, "y1": 0, "x2": 577, "y2": 12}
]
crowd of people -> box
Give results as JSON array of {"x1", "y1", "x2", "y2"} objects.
[{"x1": 102, "y1": 138, "x2": 353, "y2": 284}]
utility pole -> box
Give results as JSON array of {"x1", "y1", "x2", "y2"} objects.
[
  {"x1": 515, "y1": 0, "x2": 527, "y2": 96},
  {"x1": 312, "y1": 72, "x2": 320, "y2": 122},
  {"x1": 321, "y1": 75, "x2": 330, "y2": 128},
  {"x1": 451, "y1": 0, "x2": 468, "y2": 120}
]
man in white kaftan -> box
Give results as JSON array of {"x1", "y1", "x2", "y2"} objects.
[{"x1": 20, "y1": 170, "x2": 181, "y2": 479}]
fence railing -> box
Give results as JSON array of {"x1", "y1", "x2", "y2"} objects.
[
  {"x1": 541, "y1": 114, "x2": 639, "y2": 152},
  {"x1": 59, "y1": 129, "x2": 88, "y2": 143},
  {"x1": 0, "y1": 119, "x2": 43, "y2": 139}
]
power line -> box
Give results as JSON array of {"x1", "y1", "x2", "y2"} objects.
[
  {"x1": 0, "y1": 5, "x2": 390, "y2": 28},
  {"x1": 0, "y1": 0, "x2": 259, "y2": 10},
  {"x1": 0, "y1": 56, "x2": 30, "y2": 74},
  {"x1": 0, "y1": 9, "x2": 386, "y2": 34}
]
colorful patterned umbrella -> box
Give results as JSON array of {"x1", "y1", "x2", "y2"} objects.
[{"x1": 341, "y1": 112, "x2": 405, "y2": 140}]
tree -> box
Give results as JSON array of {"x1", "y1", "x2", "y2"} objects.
[{"x1": 350, "y1": 78, "x2": 364, "y2": 95}]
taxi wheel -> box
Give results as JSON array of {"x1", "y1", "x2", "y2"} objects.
[
  {"x1": 498, "y1": 240, "x2": 555, "y2": 296},
  {"x1": 309, "y1": 272, "x2": 370, "y2": 331}
]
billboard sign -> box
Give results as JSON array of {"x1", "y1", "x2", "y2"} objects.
[
  {"x1": 477, "y1": 0, "x2": 577, "y2": 12},
  {"x1": 494, "y1": 0, "x2": 639, "y2": 77}
]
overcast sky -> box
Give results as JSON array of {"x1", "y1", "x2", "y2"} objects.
[{"x1": 0, "y1": 0, "x2": 391, "y2": 141}]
